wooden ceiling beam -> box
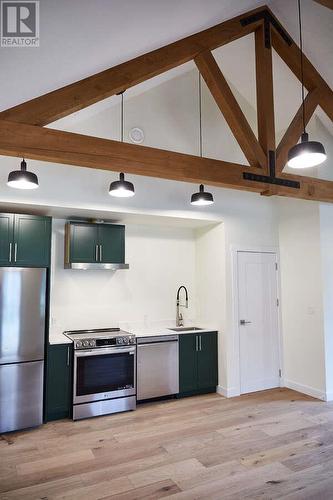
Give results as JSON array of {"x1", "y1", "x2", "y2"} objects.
[
  {"x1": 276, "y1": 88, "x2": 319, "y2": 173},
  {"x1": 312, "y1": 0, "x2": 333, "y2": 10},
  {"x1": 0, "y1": 120, "x2": 257, "y2": 191},
  {"x1": 194, "y1": 50, "x2": 267, "y2": 169},
  {"x1": 1, "y1": 120, "x2": 333, "y2": 203},
  {"x1": 0, "y1": 7, "x2": 264, "y2": 127},
  {"x1": 255, "y1": 24, "x2": 276, "y2": 157}
]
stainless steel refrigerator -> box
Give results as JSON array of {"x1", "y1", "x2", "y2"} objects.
[{"x1": 0, "y1": 268, "x2": 46, "y2": 433}]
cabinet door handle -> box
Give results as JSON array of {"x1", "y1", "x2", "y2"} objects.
[
  {"x1": 195, "y1": 335, "x2": 198, "y2": 351},
  {"x1": 95, "y1": 245, "x2": 98, "y2": 262},
  {"x1": 14, "y1": 243, "x2": 17, "y2": 262},
  {"x1": 199, "y1": 335, "x2": 202, "y2": 351},
  {"x1": 99, "y1": 244, "x2": 102, "y2": 262},
  {"x1": 67, "y1": 347, "x2": 70, "y2": 366},
  {"x1": 9, "y1": 242, "x2": 12, "y2": 262}
]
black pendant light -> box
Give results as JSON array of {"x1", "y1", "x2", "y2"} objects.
[
  {"x1": 191, "y1": 73, "x2": 214, "y2": 206},
  {"x1": 109, "y1": 91, "x2": 135, "y2": 198},
  {"x1": 7, "y1": 159, "x2": 39, "y2": 190},
  {"x1": 287, "y1": 0, "x2": 326, "y2": 169}
]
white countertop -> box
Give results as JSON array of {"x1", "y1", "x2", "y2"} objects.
[
  {"x1": 48, "y1": 324, "x2": 218, "y2": 344},
  {"x1": 49, "y1": 331, "x2": 72, "y2": 345},
  {"x1": 129, "y1": 327, "x2": 218, "y2": 338}
]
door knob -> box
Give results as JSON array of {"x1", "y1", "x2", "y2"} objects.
[{"x1": 240, "y1": 319, "x2": 252, "y2": 325}]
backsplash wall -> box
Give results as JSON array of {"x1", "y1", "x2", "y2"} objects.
[{"x1": 49, "y1": 219, "x2": 197, "y2": 341}]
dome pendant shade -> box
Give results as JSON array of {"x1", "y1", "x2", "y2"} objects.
[
  {"x1": 109, "y1": 172, "x2": 135, "y2": 198},
  {"x1": 287, "y1": 132, "x2": 327, "y2": 169},
  {"x1": 191, "y1": 184, "x2": 214, "y2": 206},
  {"x1": 7, "y1": 159, "x2": 39, "y2": 189}
]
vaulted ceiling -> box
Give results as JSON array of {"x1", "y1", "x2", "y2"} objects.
[{"x1": 0, "y1": 0, "x2": 332, "y2": 209}]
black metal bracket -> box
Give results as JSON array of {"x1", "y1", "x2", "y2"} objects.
[
  {"x1": 240, "y1": 10, "x2": 292, "y2": 49},
  {"x1": 243, "y1": 151, "x2": 300, "y2": 189}
]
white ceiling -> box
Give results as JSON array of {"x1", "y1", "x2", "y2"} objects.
[
  {"x1": 0, "y1": 0, "x2": 332, "y2": 111},
  {"x1": 0, "y1": 0, "x2": 332, "y2": 219}
]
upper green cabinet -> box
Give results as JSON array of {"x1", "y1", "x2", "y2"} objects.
[
  {"x1": 179, "y1": 331, "x2": 218, "y2": 396},
  {"x1": 0, "y1": 213, "x2": 14, "y2": 266},
  {"x1": 98, "y1": 224, "x2": 124, "y2": 264},
  {"x1": 0, "y1": 213, "x2": 51, "y2": 267},
  {"x1": 67, "y1": 223, "x2": 99, "y2": 264},
  {"x1": 65, "y1": 222, "x2": 126, "y2": 268}
]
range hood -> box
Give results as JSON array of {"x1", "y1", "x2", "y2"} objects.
[{"x1": 65, "y1": 262, "x2": 129, "y2": 270}]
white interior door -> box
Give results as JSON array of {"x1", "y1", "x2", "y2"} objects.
[{"x1": 237, "y1": 251, "x2": 280, "y2": 394}]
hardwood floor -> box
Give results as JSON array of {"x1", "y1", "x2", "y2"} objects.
[{"x1": 1, "y1": 388, "x2": 333, "y2": 499}]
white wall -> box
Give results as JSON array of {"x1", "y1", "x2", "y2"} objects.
[
  {"x1": 49, "y1": 219, "x2": 197, "y2": 340},
  {"x1": 195, "y1": 196, "x2": 279, "y2": 396},
  {"x1": 278, "y1": 198, "x2": 327, "y2": 400},
  {"x1": 319, "y1": 203, "x2": 333, "y2": 400}
]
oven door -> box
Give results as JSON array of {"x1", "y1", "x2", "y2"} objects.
[{"x1": 73, "y1": 346, "x2": 136, "y2": 404}]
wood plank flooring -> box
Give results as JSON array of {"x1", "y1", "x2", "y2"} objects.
[{"x1": 1, "y1": 388, "x2": 333, "y2": 499}]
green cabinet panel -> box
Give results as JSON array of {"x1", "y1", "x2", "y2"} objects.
[
  {"x1": 45, "y1": 344, "x2": 72, "y2": 421},
  {"x1": 0, "y1": 213, "x2": 51, "y2": 267},
  {"x1": 179, "y1": 331, "x2": 218, "y2": 396},
  {"x1": 179, "y1": 333, "x2": 198, "y2": 393},
  {"x1": 98, "y1": 224, "x2": 125, "y2": 264},
  {"x1": 197, "y1": 332, "x2": 218, "y2": 390},
  {"x1": 0, "y1": 213, "x2": 14, "y2": 265},
  {"x1": 65, "y1": 222, "x2": 126, "y2": 265},
  {"x1": 13, "y1": 215, "x2": 51, "y2": 267},
  {"x1": 69, "y1": 223, "x2": 99, "y2": 263}
]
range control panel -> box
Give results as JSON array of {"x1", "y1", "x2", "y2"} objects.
[{"x1": 74, "y1": 335, "x2": 136, "y2": 350}]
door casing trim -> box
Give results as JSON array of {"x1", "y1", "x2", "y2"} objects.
[{"x1": 230, "y1": 244, "x2": 283, "y2": 397}]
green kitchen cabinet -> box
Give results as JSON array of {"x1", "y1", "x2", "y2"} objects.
[
  {"x1": 0, "y1": 213, "x2": 51, "y2": 267},
  {"x1": 65, "y1": 221, "x2": 126, "y2": 266},
  {"x1": 0, "y1": 213, "x2": 14, "y2": 265},
  {"x1": 179, "y1": 333, "x2": 198, "y2": 394},
  {"x1": 45, "y1": 344, "x2": 73, "y2": 422},
  {"x1": 197, "y1": 333, "x2": 218, "y2": 390},
  {"x1": 13, "y1": 214, "x2": 51, "y2": 267},
  {"x1": 98, "y1": 224, "x2": 125, "y2": 264},
  {"x1": 67, "y1": 222, "x2": 99, "y2": 264},
  {"x1": 179, "y1": 332, "x2": 218, "y2": 396}
]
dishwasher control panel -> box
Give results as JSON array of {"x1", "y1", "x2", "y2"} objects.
[{"x1": 136, "y1": 335, "x2": 179, "y2": 344}]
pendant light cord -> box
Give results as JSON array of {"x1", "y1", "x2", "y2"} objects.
[
  {"x1": 198, "y1": 72, "x2": 203, "y2": 158},
  {"x1": 298, "y1": 0, "x2": 306, "y2": 134}
]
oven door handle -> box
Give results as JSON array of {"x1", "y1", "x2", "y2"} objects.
[{"x1": 74, "y1": 346, "x2": 136, "y2": 357}]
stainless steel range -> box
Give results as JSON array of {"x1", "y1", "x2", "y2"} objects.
[{"x1": 64, "y1": 328, "x2": 136, "y2": 420}]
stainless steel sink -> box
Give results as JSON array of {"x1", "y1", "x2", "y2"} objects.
[{"x1": 168, "y1": 327, "x2": 204, "y2": 332}]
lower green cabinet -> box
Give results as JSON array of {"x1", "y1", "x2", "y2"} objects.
[
  {"x1": 179, "y1": 332, "x2": 218, "y2": 396},
  {"x1": 45, "y1": 344, "x2": 73, "y2": 421}
]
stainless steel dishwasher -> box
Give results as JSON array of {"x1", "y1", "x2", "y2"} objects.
[{"x1": 137, "y1": 335, "x2": 179, "y2": 401}]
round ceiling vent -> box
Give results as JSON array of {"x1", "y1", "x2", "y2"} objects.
[{"x1": 129, "y1": 127, "x2": 144, "y2": 144}]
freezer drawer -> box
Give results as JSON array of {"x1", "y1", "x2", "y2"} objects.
[
  {"x1": 137, "y1": 340, "x2": 179, "y2": 400},
  {"x1": 0, "y1": 360, "x2": 44, "y2": 433}
]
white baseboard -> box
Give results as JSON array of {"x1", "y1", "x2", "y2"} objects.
[
  {"x1": 284, "y1": 379, "x2": 326, "y2": 401},
  {"x1": 217, "y1": 385, "x2": 240, "y2": 398}
]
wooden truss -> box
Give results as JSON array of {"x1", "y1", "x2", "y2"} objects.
[{"x1": 0, "y1": 5, "x2": 333, "y2": 202}]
